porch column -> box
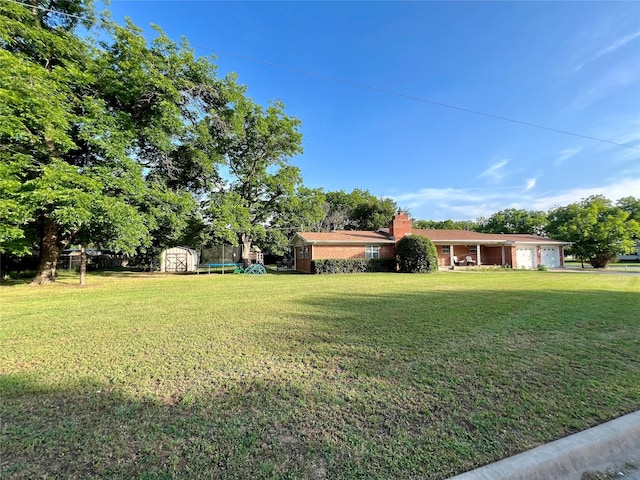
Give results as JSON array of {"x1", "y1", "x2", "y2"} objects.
[
  {"x1": 501, "y1": 246, "x2": 505, "y2": 265},
  {"x1": 477, "y1": 244, "x2": 481, "y2": 265},
  {"x1": 450, "y1": 244, "x2": 455, "y2": 268}
]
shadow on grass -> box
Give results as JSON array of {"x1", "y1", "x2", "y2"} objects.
[{"x1": 0, "y1": 372, "x2": 333, "y2": 480}]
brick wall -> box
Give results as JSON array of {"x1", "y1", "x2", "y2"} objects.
[
  {"x1": 313, "y1": 244, "x2": 395, "y2": 260},
  {"x1": 506, "y1": 246, "x2": 516, "y2": 268},
  {"x1": 389, "y1": 213, "x2": 412, "y2": 239},
  {"x1": 481, "y1": 246, "x2": 503, "y2": 266},
  {"x1": 294, "y1": 244, "x2": 396, "y2": 272},
  {"x1": 295, "y1": 246, "x2": 312, "y2": 273}
]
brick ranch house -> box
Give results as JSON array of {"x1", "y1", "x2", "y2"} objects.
[{"x1": 290, "y1": 213, "x2": 570, "y2": 273}]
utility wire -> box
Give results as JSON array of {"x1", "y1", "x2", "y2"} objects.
[
  {"x1": 3, "y1": 0, "x2": 88, "y2": 21},
  {"x1": 194, "y1": 47, "x2": 640, "y2": 151},
  {"x1": 4, "y1": 0, "x2": 640, "y2": 151}
]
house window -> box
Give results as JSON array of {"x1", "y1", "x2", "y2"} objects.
[
  {"x1": 441, "y1": 246, "x2": 450, "y2": 254},
  {"x1": 469, "y1": 246, "x2": 477, "y2": 254},
  {"x1": 299, "y1": 247, "x2": 309, "y2": 259},
  {"x1": 365, "y1": 245, "x2": 380, "y2": 259}
]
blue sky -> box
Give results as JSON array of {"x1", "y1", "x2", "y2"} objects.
[{"x1": 104, "y1": 1, "x2": 640, "y2": 221}]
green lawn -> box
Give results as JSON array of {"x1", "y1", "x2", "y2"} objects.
[{"x1": 1, "y1": 271, "x2": 639, "y2": 479}]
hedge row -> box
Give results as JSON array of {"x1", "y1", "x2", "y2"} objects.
[{"x1": 311, "y1": 258, "x2": 397, "y2": 274}]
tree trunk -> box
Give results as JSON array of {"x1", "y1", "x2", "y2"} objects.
[
  {"x1": 241, "y1": 232, "x2": 252, "y2": 267},
  {"x1": 31, "y1": 216, "x2": 64, "y2": 285},
  {"x1": 79, "y1": 244, "x2": 87, "y2": 286}
]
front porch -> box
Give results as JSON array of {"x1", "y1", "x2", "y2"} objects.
[{"x1": 437, "y1": 244, "x2": 514, "y2": 269}]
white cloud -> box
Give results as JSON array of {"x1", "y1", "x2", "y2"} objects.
[
  {"x1": 568, "y1": 64, "x2": 640, "y2": 111},
  {"x1": 391, "y1": 177, "x2": 640, "y2": 221},
  {"x1": 531, "y1": 177, "x2": 640, "y2": 211},
  {"x1": 574, "y1": 31, "x2": 640, "y2": 71},
  {"x1": 478, "y1": 159, "x2": 509, "y2": 180},
  {"x1": 554, "y1": 147, "x2": 583, "y2": 166},
  {"x1": 524, "y1": 179, "x2": 536, "y2": 191},
  {"x1": 584, "y1": 120, "x2": 640, "y2": 164}
]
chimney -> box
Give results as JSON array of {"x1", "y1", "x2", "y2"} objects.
[{"x1": 389, "y1": 212, "x2": 412, "y2": 241}]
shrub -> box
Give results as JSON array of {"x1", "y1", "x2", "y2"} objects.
[
  {"x1": 396, "y1": 235, "x2": 438, "y2": 273},
  {"x1": 589, "y1": 253, "x2": 617, "y2": 268},
  {"x1": 311, "y1": 258, "x2": 396, "y2": 274},
  {"x1": 365, "y1": 258, "x2": 397, "y2": 272}
]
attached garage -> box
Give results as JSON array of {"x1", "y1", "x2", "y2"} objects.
[
  {"x1": 516, "y1": 247, "x2": 537, "y2": 269},
  {"x1": 541, "y1": 246, "x2": 561, "y2": 268}
]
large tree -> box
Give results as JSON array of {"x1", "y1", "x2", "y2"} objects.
[
  {"x1": 1, "y1": 2, "x2": 228, "y2": 283},
  {"x1": 546, "y1": 195, "x2": 640, "y2": 268},
  {"x1": 312, "y1": 189, "x2": 400, "y2": 232},
  {"x1": 205, "y1": 93, "x2": 304, "y2": 265},
  {"x1": 0, "y1": 0, "x2": 130, "y2": 284}
]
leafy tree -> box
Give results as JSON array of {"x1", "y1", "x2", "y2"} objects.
[
  {"x1": 396, "y1": 236, "x2": 438, "y2": 273},
  {"x1": 350, "y1": 196, "x2": 398, "y2": 231},
  {"x1": 617, "y1": 196, "x2": 640, "y2": 225},
  {"x1": 289, "y1": 187, "x2": 327, "y2": 233},
  {"x1": 1, "y1": 3, "x2": 227, "y2": 283},
  {"x1": 259, "y1": 186, "x2": 326, "y2": 255},
  {"x1": 314, "y1": 189, "x2": 400, "y2": 232},
  {"x1": 317, "y1": 190, "x2": 356, "y2": 231},
  {"x1": 206, "y1": 93, "x2": 304, "y2": 265},
  {"x1": 546, "y1": 195, "x2": 640, "y2": 268},
  {"x1": 0, "y1": 0, "x2": 133, "y2": 284},
  {"x1": 476, "y1": 208, "x2": 547, "y2": 235}
]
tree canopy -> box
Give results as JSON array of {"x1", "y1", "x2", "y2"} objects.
[
  {"x1": 202, "y1": 94, "x2": 306, "y2": 263},
  {"x1": 1, "y1": 0, "x2": 310, "y2": 280},
  {"x1": 546, "y1": 195, "x2": 640, "y2": 267},
  {"x1": 310, "y1": 189, "x2": 400, "y2": 232},
  {"x1": 476, "y1": 208, "x2": 547, "y2": 235},
  {"x1": 617, "y1": 196, "x2": 640, "y2": 225}
]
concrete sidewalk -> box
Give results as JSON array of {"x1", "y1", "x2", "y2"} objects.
[{"x1": 448, "y1": 411, "x2": 640, "y2": 480}]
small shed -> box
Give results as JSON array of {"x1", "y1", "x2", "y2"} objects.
[{"x1": 160, "y1": 246, "x2": 199, "y2": 273}]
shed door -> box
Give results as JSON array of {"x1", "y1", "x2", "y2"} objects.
[
  {"x1": 541, "y1": 247, "x2": 560, "y2": 268},
  {"x1": 166, "y1": 252, "x2": 188, "y2": 272},
  {"x1": 516, "y1": 247, "x2": 536, "y2": 269}
]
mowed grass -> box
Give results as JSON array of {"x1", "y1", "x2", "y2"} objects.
[{"x1": 1, "y1": 271, "x2": 639, "y2": 479}]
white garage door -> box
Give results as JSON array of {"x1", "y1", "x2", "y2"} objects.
[
  {"x1": 541, "y1": 247, "x2": 560, "y2": 268},
  {"x1": 516, "y1": 247, "x2": 536, "y2": 269}
]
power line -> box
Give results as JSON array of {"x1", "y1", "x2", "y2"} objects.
[
  {"x1": 4, "y1": 0, "x2": 639, "y2": 151},
  {"x1": 193, "y1": 46, "x2": 639, "y2": 151},
  {"x1": 2, "y1": 0, "x2": 88, "y2": 21}
]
